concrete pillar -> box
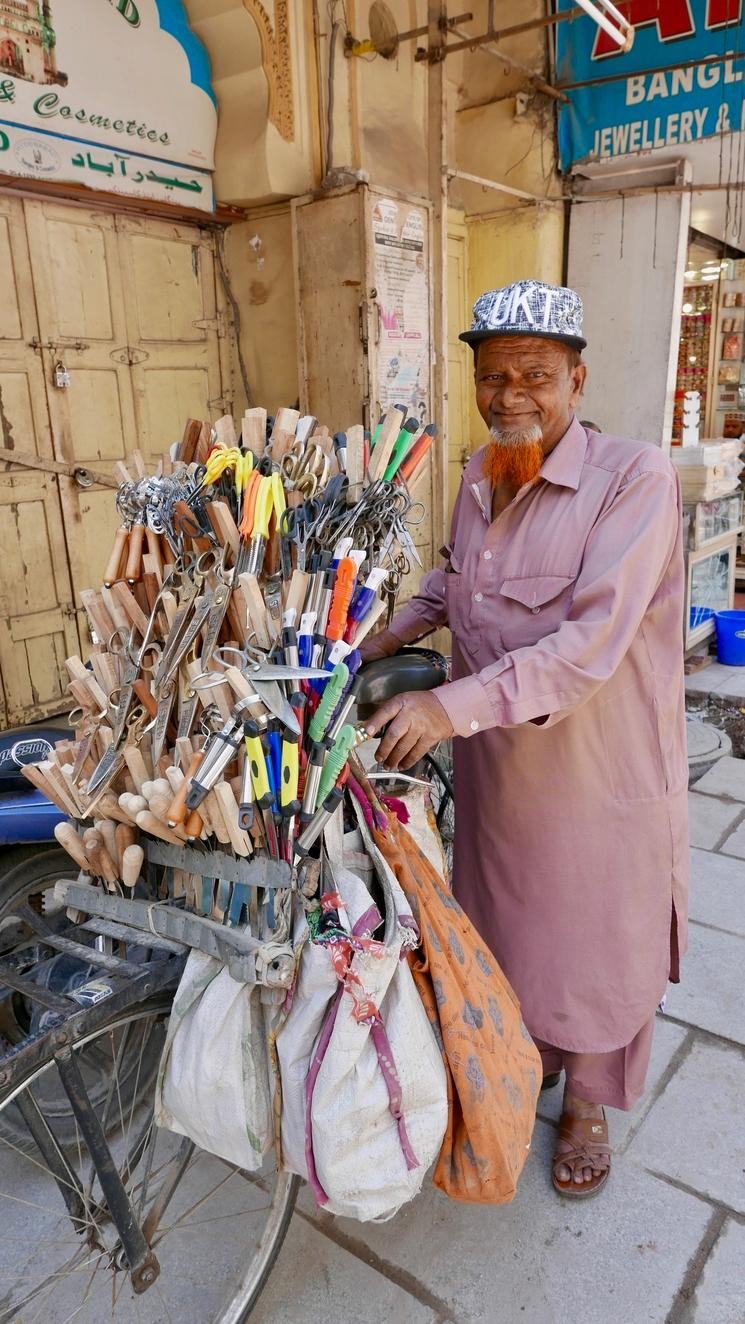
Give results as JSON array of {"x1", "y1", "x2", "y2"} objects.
[{"x1": 567, "y1": 187, "x2": 691, "y2": 448}]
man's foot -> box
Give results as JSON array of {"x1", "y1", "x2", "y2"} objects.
[{"x1": 551, "y1": 1088, "x2": 611, "y2": 1198}]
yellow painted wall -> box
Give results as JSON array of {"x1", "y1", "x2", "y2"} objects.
[
  {"x1": 222, "y1": 207, "x2": 300, "y2": 417},
  {"x1": 465, "y1": 205, "x2": 565, "y2": 443},
  {"x1": 188, "y1": 0, "x2": 566, "y2": 469},
  {"x1": 185, "y1": 0, "x2": 319, "y2": 205}
]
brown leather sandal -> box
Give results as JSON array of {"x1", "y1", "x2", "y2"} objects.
[{"x1": 551, "y1": 1111, "x2": 611, "y2": 1199}]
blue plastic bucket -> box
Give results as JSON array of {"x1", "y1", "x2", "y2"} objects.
[{"x1": 715, "y1": 611, "x2": 745, "y2": 665}]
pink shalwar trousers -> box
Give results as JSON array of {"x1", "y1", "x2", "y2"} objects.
[{"x1": 533, "y1": 1015, "x2": 656, "y2": 1111}]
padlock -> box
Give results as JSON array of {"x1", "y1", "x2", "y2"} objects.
[{"x1": 54, "y1": 361, "x2": 71, "y2": 389}]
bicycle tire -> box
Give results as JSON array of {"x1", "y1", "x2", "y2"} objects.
[{"x1": 0, "y1": 1000, "x2": 299, "y2": 1324}]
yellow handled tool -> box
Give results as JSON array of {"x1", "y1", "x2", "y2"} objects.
[
  {"x1": 248, "y1": 476, "x2": 274, "y2": 574},
  {"x1": 245, "y1": 721, "x2": 271, "y2": 803},
  {"x1": 271, "y1": 470, "x2": 286, "y2": 523},
  {"x1": 280, "y1": 732, "x2": 300, "y2": 812}
]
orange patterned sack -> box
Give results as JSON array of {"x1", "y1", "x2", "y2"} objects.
[{"x1": 374, "y1": 815, "x2": 541, "y2": 1205}]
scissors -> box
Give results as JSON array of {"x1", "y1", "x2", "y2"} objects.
[
  {"x1": 204, "y1": 644, "x2": 328, "y2": 733},
  {"x1": 280, "y1": 503, "x2": 321, "y2": 573},
  {"x1": 108, "y1": 620, "x2": 162, "y2": 748},
  {"x1": 280, "y1": 442, "x2": 329, "y2": 496},
  {"x1": 153, "y1": 549, "x2": 221, "y2": 689},
  {"x1": 85, "y1": 703, "x2": 156, "y2": 800}
]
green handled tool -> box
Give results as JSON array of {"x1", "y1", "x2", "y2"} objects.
[
  {"x1": 315, "y1": 724, "x2": 358, "y2": 809},
  {"x1": 382, "y1": 419, "x2": 419, "y2": 483},
  {"x1": 308, "y1": 662, "x2": 349, "y2": 744}
]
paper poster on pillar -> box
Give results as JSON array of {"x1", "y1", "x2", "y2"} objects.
[
  {"x1": 371, "y1": 197, "x2": 432, "y2": 424},
  {"x1": 0, "y1": 0, "x2": 216, "y2": 210},
  {"x1": 555, "y1": 0, "x2": 745, "y2": 170}
]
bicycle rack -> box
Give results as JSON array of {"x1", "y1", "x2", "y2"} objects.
[{"x1": 54, "y1": 879, "x2": 295, "y2": 987}]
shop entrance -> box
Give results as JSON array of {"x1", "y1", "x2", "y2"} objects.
[
  {"x1": 674, "y1": 231, "x2": 745, "y2": 443},
  {"x1": 0, "y1": 193, "x2": 229, "y2": 727}
]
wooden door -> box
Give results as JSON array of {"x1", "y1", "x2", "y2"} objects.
[
  {"x1": 0, "y1": 195, "x2": 80, "y2": 725},
  {"x1": 23, "y1": 201, "x2": 227, "y2": 643},
  {"x1": 24, "y1": 199, "x2": 138, "y2": 631},
  {"x1": 116, "y1": 214, "x2": 228, "y2": 465},
  {"x1": 0, "y1": 196, "x2": 228, "y2": 726}
]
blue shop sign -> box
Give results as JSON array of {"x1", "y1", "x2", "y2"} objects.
[{"x1": 556, "y1": 0, "x2": 745, "y2": 170}]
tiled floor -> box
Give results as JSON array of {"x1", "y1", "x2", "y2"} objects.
[{"x1": 254, "y1": 769, "x2": 745, "y2": 1324}]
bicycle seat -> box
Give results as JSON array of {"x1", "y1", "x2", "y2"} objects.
[{"x1": 355, "y1": 648, "x2": 449, "y2": 721}]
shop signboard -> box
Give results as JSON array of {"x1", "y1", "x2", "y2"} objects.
[
  {"x1": 556, "y1": 0, "x2": 745, "y2": 170},
  {"x1": 0, "y1": 0, "x2": 216, "y2": 210}
]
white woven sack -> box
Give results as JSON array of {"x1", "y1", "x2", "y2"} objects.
[
  {"x1": 155, "y1": 949, "x2": 273, "y2": 1171},
  {"x1": 277, "y1": 866, "x2": 379, "y2": 1178},
  {"x1": 307, "y1": 807, "x2": 448, "y2": 1221}
]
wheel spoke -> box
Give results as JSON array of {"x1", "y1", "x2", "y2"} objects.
[{"x1": 0, "y1": 991, "x2": 297, "y2": 1321}]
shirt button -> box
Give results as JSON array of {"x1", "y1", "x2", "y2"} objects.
[
  {"x1": 483, "y1": 550, "x2": 492, "y2": 561},
  {"x1": 474, "y1": 592, "x2": 483, "y2": 603},
  {"x1": 470, "y1": 719, "x2": 479, "y2": 731},
  {"x1": 531, "y1": 606, "x2": 541, "y2": 614}
]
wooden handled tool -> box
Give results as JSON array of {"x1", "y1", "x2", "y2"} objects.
[
  {"x1": 83, "y1": 828, "x2": 118, "y2": 887},
  {"x1": 104, "y1": 527, "x2": 129, "y2": 588},
  {"x1": 125, "y1": 523, "x2": 145, "y2": 583},
  {"x1": 114, "y1": 822, "x2": 138, "y2": 872},
  {"x1": 122, "y1": 843, "x2": 144, "y2": 889},
  {"x1": 167, "y1": 750, "x2": 203, "y2": 825},
  {"x1": 54, "y1": 822, "x2": 93, "y2": 873}
]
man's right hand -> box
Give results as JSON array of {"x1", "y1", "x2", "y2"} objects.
[{"x1": 358, "y1": 628, "x2": 403, "y2": 664}]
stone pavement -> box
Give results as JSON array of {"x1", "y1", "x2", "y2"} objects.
[
  {"x1": 685, "y1": 661, "x2": 745, "y2": 703},
  {"x1": 254, "y1": 762, "x2": 745, "y2": 1324}
]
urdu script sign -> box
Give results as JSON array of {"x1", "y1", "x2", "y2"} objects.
[
  {"x1": 556, "y1": 0, "x2": 745, "y2": 170},
  {"x1": 0, "y1": 0, "x2": 217, "y2": 211}
]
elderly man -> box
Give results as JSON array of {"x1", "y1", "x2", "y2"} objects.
[{"x1": 363, "y1": 280, "x2": 688, "y2": 1198}]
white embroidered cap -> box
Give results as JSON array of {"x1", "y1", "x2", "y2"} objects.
[{"x1": 460, "y1": 280, "x2": 586, "y2": 351}]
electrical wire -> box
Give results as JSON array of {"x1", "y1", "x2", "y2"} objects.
[{"x1": 215, "y1": 230, "x2": 255, "y2": 410}]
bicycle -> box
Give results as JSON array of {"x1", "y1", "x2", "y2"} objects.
[{"x1": 0, "y1": 654, "x2": 453, "y2": 1322}]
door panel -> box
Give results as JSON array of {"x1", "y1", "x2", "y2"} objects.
[
  {"x1": 128, "y1": 232, "x2": 209, "y2": 343},
  {"x1": 0, "y1": 194, "x2": 79, "y2": 726},
  {"x1": 0, "y1": 215, "x2": 22, "y2": 340},
  {"x1": 117, "y1": 215, "x2": 226, "y2": 462},
  {"x1": 24, "y1": 199, "x2": 137, "y2": 618},
  {"x1": 45, "y1": 218, "x2": 116, "y2": 341},
  {"x1": 0, "y1": 475, "x2": 80, "y2": 723},
  {"x1": 137, "y1": 367, "x2": 213, "y2": 453},
  {"x1": 65, "y1": 369, "x2": 128, "y2": 462}
]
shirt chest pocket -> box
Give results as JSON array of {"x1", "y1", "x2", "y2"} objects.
[{"x1": 498, "y1": 574, "x2": 574, "y2": 652}]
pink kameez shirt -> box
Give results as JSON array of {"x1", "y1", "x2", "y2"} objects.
[{"x1": 391, "y1": 417, "x2": 688, "y2": 1053}]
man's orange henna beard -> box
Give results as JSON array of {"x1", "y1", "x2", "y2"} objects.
[{"x1": 484, "y1": 437, "x2": 544, "y2": 488}]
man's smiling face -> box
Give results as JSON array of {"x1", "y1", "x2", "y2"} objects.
[{"x1": 475, "y1": 336, "x2": 586, "y2": 453}]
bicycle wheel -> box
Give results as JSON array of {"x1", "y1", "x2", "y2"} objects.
[
  {"x1": 0, "y1": 849, "x2": 163, "y2": 1154},
  {"x1": 0, "y1": 1002, "x2": 299, "y2": 1323}
]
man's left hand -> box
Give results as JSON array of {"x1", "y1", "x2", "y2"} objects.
[{"x1": 365, "y1": 690, "x2": 454, "y2": 770}]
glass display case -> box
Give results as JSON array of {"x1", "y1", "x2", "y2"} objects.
[
  {"x1": 685, "y1": 531, "x2": 738, "y2": 651},
  {"x1": 685, "y1": 492, "x2": 743, "y2": 549}
]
